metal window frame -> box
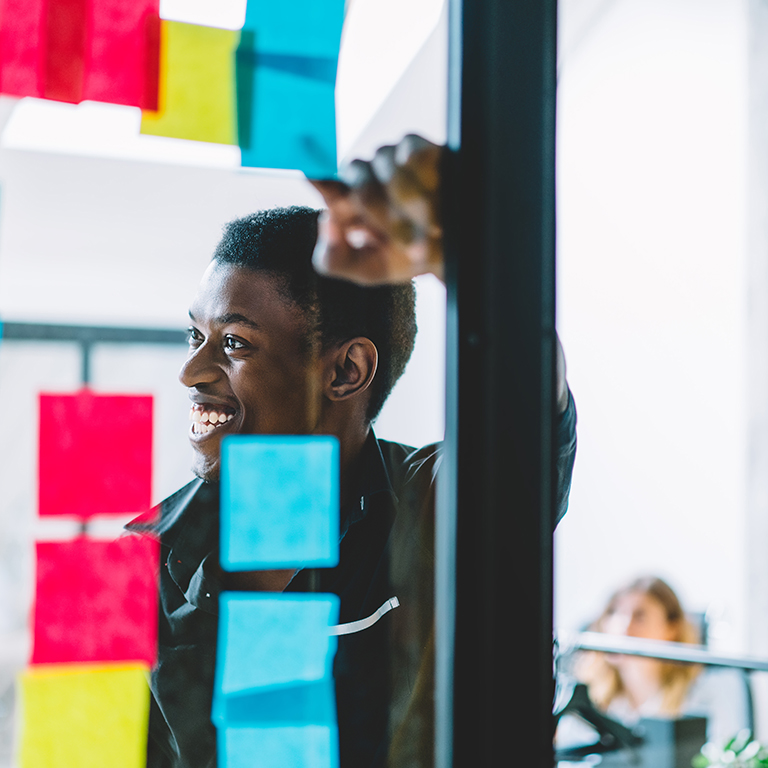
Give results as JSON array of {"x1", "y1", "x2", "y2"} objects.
[
  {"x1": 1, "y1": 321, "x2": 187, "y2": 386},
  {"x1": 438, "y1": 0, "x2": 558, "y2": 765}
]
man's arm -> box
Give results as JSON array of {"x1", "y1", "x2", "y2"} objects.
[
  {"x1": 310, "y1": 132, "x2": 574, "y2": 414},
  {"x1": 556, "y1": 387, "x2": 577, "y2": 527}
]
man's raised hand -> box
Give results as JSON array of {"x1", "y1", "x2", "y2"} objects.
[{"x1": 310, "y1": 134, "x2": 443, "y2": 285}]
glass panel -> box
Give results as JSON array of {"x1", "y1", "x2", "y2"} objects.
[
  {"x1": 555, "y1": 0, "x2": 765, "y2": 762},
  {"x1": 0, "y1": 2, "x2": 448, "y2": 765}
]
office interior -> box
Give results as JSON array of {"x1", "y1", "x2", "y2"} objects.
[{"x1": 0, "y1": 0, "x2": 764, "y2": 764}]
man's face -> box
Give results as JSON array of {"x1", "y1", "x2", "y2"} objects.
[{"x1": 180, "y1": 261, "x2": 321, "y2": 481}]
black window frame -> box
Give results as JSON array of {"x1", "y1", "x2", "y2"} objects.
[{"x1": 438, "y1": 0, "x2": 559, "y2": 765}]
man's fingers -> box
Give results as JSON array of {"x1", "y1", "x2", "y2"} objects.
[
  {"x1": 312, "y1": 210, "x2": 354, "y2": 276},
  {"x1": 395, "y1": 135, "x2": 441, "y2": 192},
  {"x1": 371, "y1": 144, "x2": 397, "y2": 185},
  {"x1": 312, "y1": 221, "x2": 402, "y2": 286},
  {"x1": 340, "y1": 158, "x2": 379, "y2": 190},
  {"x1": 311, "y1": 133, "x2": 444, "y2": 284},
  {"x1": 308, "y1": 178, "x2": 350, "y2": 205}
]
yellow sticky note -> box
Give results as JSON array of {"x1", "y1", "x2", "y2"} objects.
[
  {"x1": 141, "y1": 20, "x2": 239, "y2": 145},
  {"x1": 19, "y1": 663, "x2": 150, "y2": 768}
]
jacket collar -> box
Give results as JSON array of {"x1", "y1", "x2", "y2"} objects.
[
  {"x1": 127, "y1": 429, "x2": 395, "y2": 558},
  {"x1": 340, "y1": 430, "x2": 396, "y2": 538}
]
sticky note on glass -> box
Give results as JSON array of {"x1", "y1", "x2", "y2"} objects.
[
  {"x1": 0, "y1": 0, "x2": 47, "y2": 97},
  {"x1": 0, "y1": 0, "x2": 159, "y2": 106},
  {"x1": 141, "y1": 21, "x2": 238, "y2": 145},
  {"x1": 220, "y1": 435, "x2": 339, "y2": 570},
  {"x1": 38, "y1": 391, "x2": 153, "y2": 518},
  {"x1": 235, "y1": 0, "x2": 344, "y2": 178},
  {"x1": 32, "y1": 536, "x2": 158, "y2": 665},
  {"x1": 81, "y1": 0, "x2": 160, "y2": 108},
  {"x1": 215, "y1": 594, "x2": 339, "y2": 697},
  {"x1": 19, "y1": 663, "x2": 150, "y2": 768},
  {"x1": 241, "y1": 0, "x2": 346, "y2": 59},
  {"x1": 213, "y1": 595, "x2": 339, "y2": 758},
  {"x1": 219, "y1": 725, "x2": 338, "y2": 768},
  {"x1": 215, "y1": 679, "x2": 336, "y2": 727}
]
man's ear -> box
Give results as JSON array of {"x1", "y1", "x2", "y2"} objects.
[{"x1": 325, "y1": 337, "x2": 378, "y2": 401}]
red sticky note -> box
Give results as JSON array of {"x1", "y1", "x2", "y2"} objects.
[
  {"x1": 82, "y1": 0, "x2": 160, "y2": 109},
  {"x1": 0, "y1": 0, "x2": 160, "y2": 107},
  {"x1": 32, "y1": 536, "x2": 158, "y2": 665},
  {"x1": 38, "y1": 391, "x2": 153, "y2": 518},
  {"x1": 43, "y1": 0, "x2": 88, "y2": 103},
  {"x1": 0, "y1": 0, "x2": 47, "y2": 98}
]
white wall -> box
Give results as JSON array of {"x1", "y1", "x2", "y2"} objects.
[
  {"x1": 0, "y1": 147, "x2": 322, "y2": 327},
  {"x1": 555, "y1": 0, "x2": 748, "y2": 657}
]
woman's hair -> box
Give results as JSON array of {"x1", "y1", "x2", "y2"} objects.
[{"x1": 577, "y1": 576, "x2": 701, "y2": 716}]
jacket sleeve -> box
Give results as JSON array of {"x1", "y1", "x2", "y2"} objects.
[{"x1": 554, "y1": 387, "x2": 578, "y2": 529}]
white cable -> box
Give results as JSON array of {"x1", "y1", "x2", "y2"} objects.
[{"x1": 329, "y1": 597, "x2": 400, "y2": 636}]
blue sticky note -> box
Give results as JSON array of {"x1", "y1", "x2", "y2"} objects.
[
  {"x1": 219, "y1": 725, "x2": 338, "y2": 768},
  {"x1": 215, "y1": 593, "x2": 340, "y2": 696},
  {"x1": 220, "y1": 435, "x2": 339, "y2": 570},
  {"x1": 235, "y1": 0, "x2": 343, "y2": 177},
  {"x1": 238, "y1": 58, "x2": 338, "y2": 178},
  {"x1": 214, "y1": 679, "x2": 336, "y2": 727},
  {"x1": 242, "y1": 0, "x2": 344, "y2": 59}
]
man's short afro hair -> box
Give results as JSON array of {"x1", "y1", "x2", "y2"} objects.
[{"x1": 211, "y1": 206, "x2": 417, "y2": 422}]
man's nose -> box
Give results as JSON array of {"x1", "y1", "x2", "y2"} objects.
[{"x1": 179, "y1": 342, "x2": 221, "y2": 388}]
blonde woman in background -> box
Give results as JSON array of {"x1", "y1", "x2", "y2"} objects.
[{"x1": 577, "y1": 576, "x2": 750, "y2": 744}]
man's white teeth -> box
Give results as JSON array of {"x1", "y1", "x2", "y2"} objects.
[
  {"x1": 191, "y1": 422, "x2": 217, "y2": 434},
  {"x1": 189, "y1": 407, "x2": 235, "y2": 434}
]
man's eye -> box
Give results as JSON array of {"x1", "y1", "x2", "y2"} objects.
[
  {"x1": 224, "y1": 336, "x2": 246, "y2": 351},
  {"x1": 187, "y1": 327, "x2": 203, "y2": 345}
]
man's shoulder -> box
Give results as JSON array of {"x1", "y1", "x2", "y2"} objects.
[
  {"x1": 377, "y1": 434, "x2": 440, "y2": 464},
  {"x1": 375, "y1": 436, "x2": 442, "y2": 501},
  {"x1": 126, "y1": 477, "x2": 213, "y2": 541}
]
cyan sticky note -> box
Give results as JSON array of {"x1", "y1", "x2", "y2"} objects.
[
  {"x1": 238, "y1": 60, "x2": 338, "y2": 179},
  {"x1": 214, "y1": 679, "x2": 336, "y2": 727},
  {"x1": 235, "y1": 0, "x2": 344, "y2": 178},
  {"x1": 219, "y1": 724, "x2": 338, "y2": 768},
  {"x1": 241, "y1": 0, "x2": 344, "y2": 59},
  {"x1": 220, "y1": 435, "x2": 339, "y2": 570},
  {"x1": 215, "y1": 593, "x2": 339, "y2": 697}
]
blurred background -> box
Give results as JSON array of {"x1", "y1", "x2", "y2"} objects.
[{"x1": 0, "y1": 0, "x2": 765, "y2": 761}]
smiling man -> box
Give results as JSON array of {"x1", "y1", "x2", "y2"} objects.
[
  {"x1": 139, "y1": 206, "x2": 432, "y2": 768},
  {"x1": 182, "y1": 214, "x2": 404, "y2": 482},
  {"x1": 138, "y1": 205, "x2": 576, "y2": 768}
]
